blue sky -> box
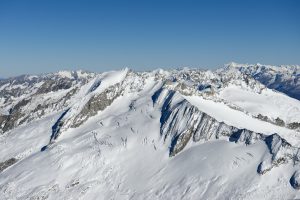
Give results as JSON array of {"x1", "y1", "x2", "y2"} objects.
[{"x1": 0, "y1": 0, "x2": 299, "y2": 77}]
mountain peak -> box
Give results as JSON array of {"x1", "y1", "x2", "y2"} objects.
[{"x1": 1, "y1": 64, "x2": 300, "y2": 199}]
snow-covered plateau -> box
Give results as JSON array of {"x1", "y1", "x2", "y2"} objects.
[{"x1": 0, "y1": 63, "x2": 300, "y2": 199}]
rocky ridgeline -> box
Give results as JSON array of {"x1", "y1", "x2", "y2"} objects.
[
  {"x1": 47, "y1": 69, "x2": 148, "y2": 144},
  {"x1": 226, "y1": 62, "x2": 300, "y2": 100},
  {"x1": 153, "y1": 88, "x2": 300, "y2": 189},
  {"x1": 1, "y1": 67, "x2": 299, "y2": 134},
  {"x1": 0, "y1": 71, "x2": 94, "y2": 134},
  {"x1": 0, "y1": 158, "x2": 18, "y2": 173},
  {"x1": 1, "y1": 66, "x2": 300, "y2": 135},
  {"x1": 48, "y1": 83, "x2": 124, "y2": 144},
  {"x1": 1, "y1": 66, "x2": 300, "y2": 189}
]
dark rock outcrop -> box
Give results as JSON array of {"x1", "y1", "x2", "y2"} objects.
[
  {"x1": 154, "y1": 88, "x2": 300, "y2": 179},
  {"x1": 0, "y1": 158, "x2": 18, "y2": 173},
  {"x1": 290, "y1": 170, "x2": 300, "y2": 189},
  {"x1": 70, "y1": 83, "x2": 122, "y2": 128}
]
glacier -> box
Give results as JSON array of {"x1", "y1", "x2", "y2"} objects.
[{"x1": 0, "y1": 63, "x2": 300, "y2": 199}]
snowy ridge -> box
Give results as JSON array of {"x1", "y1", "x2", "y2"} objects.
[
  {"x1": 45, "y1": 69, "x2": 129, "y2": 144},
  {"x1": 1, "y1": 64, "x2": 300, "y2": 199},
  {"x1": 224, "y1": 62, "x2": 300, "y2": 100},
  {"x1": 0, "y1": 72, "x2": 95, "y2": 134},
  {"x1": 154, "y1": 88, "x2": 300, "y2": 177},
  {"x1": 219, "y1": 85, "x2": 300, "y2": 125}
]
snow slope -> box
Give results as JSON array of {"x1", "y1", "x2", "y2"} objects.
[
  {"x1": 1, "y1": 65, "x2": 300, "y2": 199},
  {"x1": 1, "y1": 85, "x2": 299, "y2": 200},
  {"x1": 219, "y1": 85, "x2": 300, "y2": 124}
]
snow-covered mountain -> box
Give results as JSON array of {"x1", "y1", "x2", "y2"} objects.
[
  {"x1": 226, "y1": 62, "x2": 300, "y2": 100},
  {"x1": 0, "y1": 64, "x2": 300, "y2": 199}
]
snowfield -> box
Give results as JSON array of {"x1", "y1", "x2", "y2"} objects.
[
  {"x1": 219, "y1": 85, "x2": 300, "y2": 124},
  {"x1": 0, "y1": 64, "x2": 300, "y2": 199}
]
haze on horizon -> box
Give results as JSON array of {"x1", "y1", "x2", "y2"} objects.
[{"x1": 0, "y1": 0, "x2": 299, "y2": 77}]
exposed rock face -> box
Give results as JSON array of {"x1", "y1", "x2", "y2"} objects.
[
  {"x1": 290, "y1": 170, "x2": 300, "y2": 189},
  {"x1": 0, "y1": 87, "x2": 80, "y2": 134},
  {"x1": 154, "y1": 88, "x2": 300, "y2": 177},
  {"x1": 35, "y1": 79, "x2": 73, "y2": 94},
  {"x1": 1, "y1": 66, "x2": 300, "y2": 194},
  {"x1": 0, "y1": 75, "x2": 40, "y2": 102},
  {"x1": 2, "y1": 66, "x2": 299, "y2": 135},
  {"x1": 70, "y1": 83, "x2": 123, "y2": 129},
  {"x1": 0, "y1": 158, "x2": 17, "y2": 173},
  {"x1": 0, "y1": 72, "x2": 94, "y2": 134},
  {"x1": 255, "y1": 114, "x2": 299, "y2": 130},
  {"x1": 257, "y1": 134, "x2": 295, "y2": 174},
  {"x1": 288, "y1": 122, "x2": 300, "y2": 130},
  {"x1": 255, "y1": 71, "x2": 300, "y2": 101},
  {"x1": 156, "y1": 89, "x2": 260, "y2": 156},
  {"x1": 275, "y1": 117, "x2": 285, "y2": 127},
  {"x1": 47, "y1": 81, "x2": 125, "y2": 144},
  {"x1": 0, "y1": 98, "x2": 30, "y2": 133},
  {"x1": 228, "y1": 63, "x2": 300, "y2": 100},
  {"x1": 257, "y1": 114, "x2": 270, "y2": 122},
  {"x1": 49, "y1": 108, "x2": 70, "y2": 143}
]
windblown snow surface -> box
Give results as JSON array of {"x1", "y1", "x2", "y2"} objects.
[{"x1": 0, "y1": 64, "x2": 300, "y2": 200}]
